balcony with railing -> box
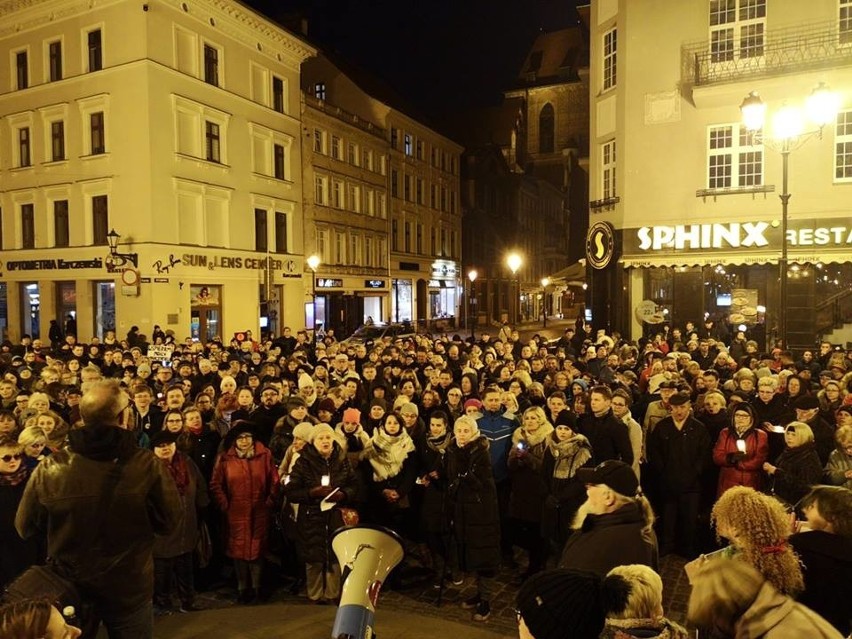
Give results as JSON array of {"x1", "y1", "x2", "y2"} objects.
[
  {"x1": 682, "y1": 20, "x2": 852, "y2": 88},
  {"x1": 304, "y1": 93, "x2": 386, "y2": 140}
]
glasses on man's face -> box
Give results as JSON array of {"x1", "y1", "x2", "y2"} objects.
[
  {"x1": 166, "y1": 418, "x2": 183, "y2": 425},
  {"x1": 0, "y1": 453, "x2": 23, "y2": 462},
  {"x1": 16, "y1": 399, "x2": 28, "y2": 404}
]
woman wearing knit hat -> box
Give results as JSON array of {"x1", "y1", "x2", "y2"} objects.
[
  {"x1": 283, "y1": 422, "x2": 359, "y2": 604},
  {"x1": 446, "y1": 415, "x2": 500, "y2": 622},
  {"x1": 335, "y1": 407, "x2": 372, "y2": 469},
  {"x1": 515, "y1": 568, "x2": 606, "y2": 639}
]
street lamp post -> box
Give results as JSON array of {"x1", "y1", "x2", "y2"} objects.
[
  {"x1": 306, "y1": 254, "x2": 321, "y2": 343},
  {"x1": 506, "y1": 252, "x2": 523, "y2": 327},
  {"x1": 740, "y1": 84, "x2": 838, "y2": 350},
  {"x1": 540, "y1": 277, "x2": 550, "y2": 328},
  {"x1": 468, "y1": 269, "x2": 478, "y2": 340}
]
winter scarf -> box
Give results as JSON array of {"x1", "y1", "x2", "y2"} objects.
[
  {"x1": 0, "y1": 463, "x2": 30, "y2": 487},
  {"x1": 161, "y1": 451, "x2": 191, "y2": 496},
  {"x1": 367, "y1": 426, "x2": 415, "y2": 482},
  {"x1": 550, "y1": 434, "x2": 593, "y2": 479},
  {"x1": 599, "y1": 617, "x2": 689, "y2": 639},
  {"x1": 426, "y1": 430, "x2": 453, "y2": 455},
  {"x1": 511, "y1": 423, "x2": 554, "y2": 448}
]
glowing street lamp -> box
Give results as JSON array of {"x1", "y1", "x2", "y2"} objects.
[
  {"x1": 466, "y1": 269, "x2": 478, "y2": 339},
  {"x1": 740, "y1": 83, "x2": 838, "y2": 349},
  {"x1": 307, "y1": 255, "x2": 321, "y2": 342},
  {"x1": 505, "y1": 252, "x2": 523, "y2": 326},
  {"x1": 540, "y1": 277, "x2": 550, "y2": 328}
]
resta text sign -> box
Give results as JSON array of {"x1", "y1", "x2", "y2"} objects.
[{"x1": 637, "y1": 223, "x2": 771, "y2": 251}]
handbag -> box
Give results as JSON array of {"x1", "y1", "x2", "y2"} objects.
[{"x1": 195, "y1": 521, "x2": 213, "y2": 569}]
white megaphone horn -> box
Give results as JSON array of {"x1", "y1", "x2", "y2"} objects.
[{"x1": 331, "y1": 524, "x2": 404, "y2": 639}]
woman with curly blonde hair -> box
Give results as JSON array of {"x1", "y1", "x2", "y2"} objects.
[{"x1": 710, "y1": 486, "x2": 803, "y2": 596}]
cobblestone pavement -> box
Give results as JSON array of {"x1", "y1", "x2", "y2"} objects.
[{"x1": 189, "y1": 552, "x2": 690, "y2": 638}]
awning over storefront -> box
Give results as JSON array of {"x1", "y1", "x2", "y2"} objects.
[
  {"x1": 621, "y1": 248, "x2": 851, "y2": 269},
  {"x1": 550, "y1": 261, "x2": 586, "y2": 284}
]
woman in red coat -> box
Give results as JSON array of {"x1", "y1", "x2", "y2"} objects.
[
  {"x1": 712, "y1": 403, "x2": 768, "y2": 498},
  {"x1": 210, "y1": 421, "x2": 279, "y2": 604}
]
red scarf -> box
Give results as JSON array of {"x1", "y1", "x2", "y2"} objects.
[{"x1": 161, "y1": 452, "x2": 190, "y2": 496}]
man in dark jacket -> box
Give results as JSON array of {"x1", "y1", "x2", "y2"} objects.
[
  {"x1": 249, "y1": 384, "x2": 287, "y2": 446},
  {"x1": 646, "y1": 391, "x2": 710, "y2": 559},
  {"x1": 577, "y1": 386, "x2": 634, "y2": 467},
  {"x1": 16, "y1": 379, "x2": 182, "y2": 638}
]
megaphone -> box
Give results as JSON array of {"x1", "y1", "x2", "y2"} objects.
[{"x1": 331, "y1": 524, "x2": 404, "y2": 639}]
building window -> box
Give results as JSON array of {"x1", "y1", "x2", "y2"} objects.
[
  {"x1": 404, "y1": 221, "x2": 411, "y2": 253},
  {"x1": 54, "y1": 200, "x2": 69, "y2": 247},
  {"x1": 92, "y1": 195, "x2": 108, "y2": 245},
  {"x1": 710, "y1": 0, "x2": 765, "y2": 63},
  {"x1": 430, "y1": 228, "x2": 436, "y2": 254},
  {"x1": 254, "y1": 208, "x2": 268, "y2": 252},
  {"x1": 416, "y1": 224, "x2": 423, "y2": 254},
  {"x1": 835, "y1": 110, "x2": 852, "y2": 181},
  {"x1": 842, "y1": 0, "x2": 852, "y2": 44},
  {"x1": 335, "y1": 231, "x2": 345, "y2": 264},
  {"x1": 377, "y1": 193, "x2": 387, "y2": 218},
  {"x1": 87, "y1": 29, "x2": 102, "y2": 72},
  {"x1": 707, "y1": 124, "x2": 763, "y2": 188},
  {"x1": 314, "y1": 82, "x2": 326, "y2": 100},
  {"x1": 350, "y1": 185, "x2": 362, "y2": 213},
  {"x1": 430, "y1": 184, "x2": 436, "y2": 209},
  {"x1": 404, "y1": 175, "x2": 412, "y2": 202},
  {"x1": 203, "y1": 43, "x2": 219, "y2": 86},
  {"x1": 539, "y1": 103, "x2": 555, "y2": 153},
  {"x1": 51, "y1": 121, "x2": 65, "y2": 161},
  {"x1": 21, "y1": 204, "x2": 35, "y2": 249},
  {"x1": 603, "y1": 28, "x2": 617, "y2": 90},
  {"x1": 391, "y1": 170, "x2": 399, "y2": 197},
  {"x1": 416, "y1": 178, "x2": 424, "y2": 205},
  {"x1": 273, "y1": 143, "x2": 285, "y2": 179},
  {"x1": 19, "y1": 127, "x2": 31, "y2": 167},
  {"x1": 347, "y1": 142, "x2": 359, "y2": 166},
  {"x1": 332, "y1": 179, "x2": 343, "y2": 209},
  {"x1": 392, "y1": 219, "x2": 399, "y2": 251},
  {"x1": 205, "y1": 121, "x2": 220, "y2": 162},
  {"x1": 602, "y1": 140, "x2": 616, "y2": 199},
  {"x1": 313, "y1": 128, "x2": 325, "y2": 154},
  {"x1": 404, "y1": 133, "x2": 413, "y2": 156},
  {"x1": 15, "y1": 51, "x2": 28, "y2": 90},
  {"x1": 48, "y1": 41, "x2": 62, "y2": 82},
  {"x1": 440, "y1": 229, "x2": 447, "y2": 256},
  {"x1": 275, "y1": 211, "x2": 288, "y2": 253},
  {"x1": 450, "y1": 191, "x2": 456, "y2": 214},
  {"x1": 315, "y1": 175, "x2": 329, "y2": 205},
  {"x1": 440, "y1": 187, "x2": 447, "y2": 212},
  {"x1": 272, "y1": 76, "x2": 285, "y2": 112},
  {"x1": 365, "y1": 236, "x2": 373, "y2": 266},
  {"x1": 390, "y1": 127, "x2": 398, "y2": 149},
  {"x1": 90, "y1": 112, "x2": 105, "y2": 154},
  {"x1": 331, "y1": 136, "x2": 342, "y2": 160},
  {"x1": 416, "y1": 140, "x2": 423, "y2": 160},
  {"x1": 363, "y1": 149, "x2": 373, "y2": 171}
]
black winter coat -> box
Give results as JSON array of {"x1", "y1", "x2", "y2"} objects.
[
  {"x1": 153, "y1": 455, "x2": 209, "y2": 558},
  {"x1": 185, "y1": 427, "x2": 221, "y2": 482},
  {"x1": 771, "y1": 443, "x2": 822, "y2": 506},
  {"x1": 445, "y1": 437, "x2": 500, "y2": 572},
  {"x1": 283, "y1": 443, "x2": 359, "y2": 565},
  {"x1": 646, "y1": 416, "x2": 711, "y2": 495},
  {"x1": 789, "y1": 529, "x2": 852, "y2": 636},
  {"x1": 559, "y1": 501, "x2": 659, "y2": 576},
  {"x1": 577, "y1": 410, "x2": 634, "y2": 466},
  {"x1": 0, "y1": 477, "x2": 39, "y2": 588},
  {"x1": 416, "y1": 438, "x2": 450, "y2": 535}
]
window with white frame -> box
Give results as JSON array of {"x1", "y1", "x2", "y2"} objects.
[
  {"x1": 404, "y1": 133, "x2": 413, "y2": 156},
  {"x1": 350, "y1": 234, "x2": 361, "y2": 265},
  {"x1": 203, "y1": 42, "x2": 220, "y2": 86},
  {"x1": 77, "y1": 94, "x2": 110, "y2": 157},
  {"x1": 317, "y1": 227, "x2": 330, "y2": 262},
  {"x1": 86, "y1": 28, "x2": 103, "y2": 72},
  {"x1": 379, "y1": 238, "x2": 387, "y2": 267},
  {"x1": 332, "y1": 179, "x2": 344, "y2": 209},
  {"x1": 47, "y1": 40, "x2": 63, "y2": 82},
  {"x1": 347, "y1": 141, "x2": 359, "y2": 166},
  {"x1": 377, "y1": 193, "x2": 387, "y2": 218},
  {"x1": 835, "y1": 110, "x2": 852, "y2": 181},
  {"x1": 173, "y1": 95, "x2": 230, "y2": 163},
  {"x1": 602, "y1": 140, "x2": 616, "y2": 199},
  {"x1": 331, "y1": 135, "x2": 342, "y2": 160},
  {"x1": 707, "y1": 124, "x2": 763, "y2": 189},
  {"x1": 709, "y1": 0, "x2": 765, "y2": 63},
  {"x1": 313, "y1": 128, "x2": 326, "y2": 154},
  {"x1": 315, "y1": 174, "x2": 329, "y2": 205},
  {"x1": 603, "y1": 28, "x2": 617, "y2": 91},
  {"x1": 348, "y1": 184, "x2": 362, "y2": 213},
  {"x1": 14, "y1": 49, "x2": 29, "y2": 90},
  {"x1": 366, "y1": 189, "x2": 375, "y2": 216},
  {"x1": 365, "y1": 236, "x2": 374, "y2": 267},
  {"x1": 334, "y1": 231, "x2": 346, "y2": 264},
  {"x1": 249, "y1": 123, "x2": 292, "y2": 180},
  {"x1": 841, "y1": 0, "x2": 852, "y2": 44}
]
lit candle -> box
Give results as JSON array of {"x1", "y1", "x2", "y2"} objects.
[
  {"x1": 321, "y1": 475, "x2": 330, "y2": 487},
  {"x1": 283, "y1": 475, "x2": 290, "y2": 485}
]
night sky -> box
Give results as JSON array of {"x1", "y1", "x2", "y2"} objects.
[{"x1": 245, "y1": 0, "x2": 580, "y2": 118}]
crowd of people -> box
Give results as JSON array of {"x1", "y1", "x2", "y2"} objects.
[{"x1": 0, "y1": 319, "x2": 850, "y2": 638}]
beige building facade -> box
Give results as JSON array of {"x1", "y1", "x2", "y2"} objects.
[
  {"x1": 0, "y1": 0, "x2": 313, "y2": 343},
  {"x1": 588, "y1": 0, "x2": 852, "y2": 348}
]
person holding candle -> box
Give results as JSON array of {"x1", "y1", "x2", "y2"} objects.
[
  {"x1": 712, "y1": 403, "x2": 769, "y2": 498},
  {"x1": 283, "y1": 423, "x2": 359, "y2": 604}
]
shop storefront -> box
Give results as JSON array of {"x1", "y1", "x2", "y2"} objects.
[
  {"x1": 310, "y1": 276, "x2": 390, "y2": 337},
  {"x1": 619, "y1": 219, "x2": 852, "y2": 350},
  {"x1": 0, "y1": 246, "x2": 305, "y2": 344},
  {"x1": 428, "y1": 259, "x2": 459, "y2": 330}
]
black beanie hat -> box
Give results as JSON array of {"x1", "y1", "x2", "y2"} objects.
[{"x1": 516, "y1": 569, "x2": 605, "y2": 639}]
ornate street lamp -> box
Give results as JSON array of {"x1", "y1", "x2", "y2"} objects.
[
  {"x1": 467, "y1": 269, "x2": 478, "y2": 339},
  {"x1": 306, "y1": 254, "x2": 321, "y2": 342},
  {"x1": 105, "y1": 228, "x2": 138, "y2": 271},
  {"x1": 740, "y1": 83, "x2": 838, "y2": 349},
  {"x1": 506, "y1": 252, "x2": 523, "y2": 326}
]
